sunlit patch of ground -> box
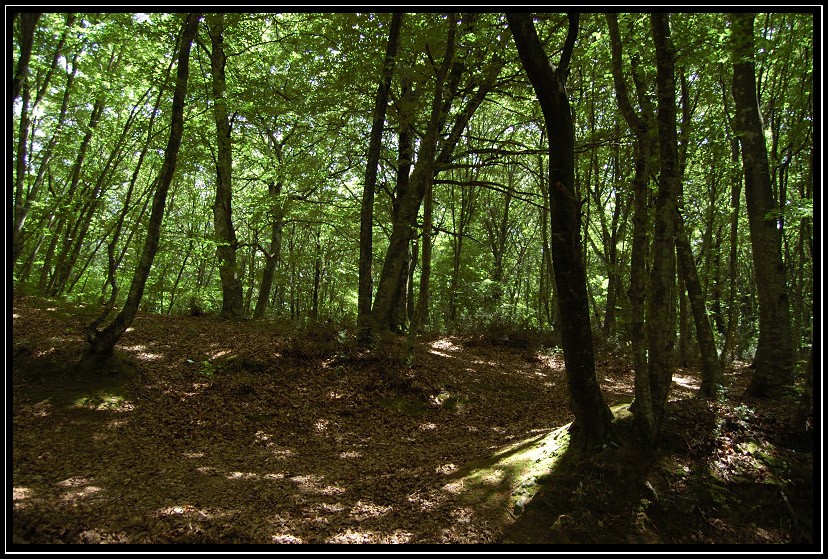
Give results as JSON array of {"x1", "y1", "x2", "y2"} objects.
[
  {"x1": 433, "y1": 423, "x2": 572, "y2": 526},
  {"x1": 10, "y1": 297, "x2": 813, "y2": 546},
  {"x1": 428, "y1": 338, "x2": 463, "y2": 357}
]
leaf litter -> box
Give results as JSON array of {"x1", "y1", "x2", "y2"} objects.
[{"x1": 10, "y1": 296, "x2": 814, "y2": 546}]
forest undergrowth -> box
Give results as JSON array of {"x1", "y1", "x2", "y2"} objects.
[{"x1": 10, "y1": 296, "x2": 815, "y2": 547}]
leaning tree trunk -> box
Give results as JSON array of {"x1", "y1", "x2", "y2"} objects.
[
  {"x1": 675, "y1": 213, "x2": 722, "y2": 396},
  {"x1": 507, "y1": 12, "x2": 615, "y2": 453},
  {"x1": 82, "y1": 13, "x2": 201, "y2": 368},
  {"x1": 357, "y1": 12, "x2": 403, "y2": 344},
  {"x1": 730, "y1": 12, "x2": 795, "y2": 395},
  {"x1": 208, "y1": 13, "x2": 244, "y2": 319}
]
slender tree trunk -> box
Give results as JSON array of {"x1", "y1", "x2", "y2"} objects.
[
  {"x1": 13, "y1": 79, "x2": 32, "y2": 269},
  {"x1": 358, "y1": 12, "x2": 403, "y2": 344},
  {"x1": 642, "y1": 13, "x2": 679, "y2": 443},
  {"x1": 207, "y1": 13, "x2": 244, "y2": 319},
  {"x1": 373, "y1": 17, "x2": 504, "y2": 335},
  {"x1": 253, "y1": 181, "x2": 284, "y2": 319},
  {"x1": 373, "y1": 16, "x2": 457, "y2": 333},
  {"x1": 607, "y1": 13, "x2": 656, "y2": 435},
  {"x1": 93, "y1": 73, "x2": 170, "y2": 328},
  {"x1": 312, "y1": 228, "x2": 322, "y2": 320},
  {"x1": 507, "y1": 12, "x2": 615, "y2": 453},
  {"x1": 390, "y1": 71, "x2": 416, "y2": 332},
  {"x1": 56, "y1": 100, "x2": 142, "y2": 297},
  {"x1": 46, "y1": 96, "x2": 105, "y2": 296},
  {"x1": 407, "y1": 238, "x2": 418, "y2": 323},
  {"x1": 83, "y1": 13, "x2": 201, "y2": 364},
  {"x1": 537, "y1": 138, "x2": 559, "y2": 331},
  {"x1": 409, "y1": 173, "x2": 434, "y2": 335},
  {"x1": 166, "y1": 239, "x2": 193, "y2": 316},
  {"x1": 13, "y1": 50, "x2": 78, "y2": 270},
  {"x1": 675, "y1": 213, "x2": 722, "y2": 396},
  {"x1": 730, "y1": 12, "x2": 795, "y2": 395},
  {"x1": 720, "y1": 115, "x2": 742, "y2": 365}
]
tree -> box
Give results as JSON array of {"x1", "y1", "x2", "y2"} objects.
[
  {"x1": 730, "y1": 12, "x2": 795, "y2": 395},
  {"x1": 606, "y1": 13, "x2": 656, "y2": 434},
  {"x1": 372, "y1": 14, "x2": 504, "y2": 334},
  {"x1": 632, "y1": 12, "x2": 681, "y2": 445},
  {"x1": 675, "y1": 65, "x2": 722, "y2": 397},
  {"x1": 358, "y1": 12, "x2": 404, "y2": 344},
  {"x1": 506, "y1": 12, "x2": 616, "y2": 453},
  {"x1": 206, "y1": 13, "x2": 245, "y2": 319},
  {"x1": 11, "y1": 12, "x2": 41, "y2": 102},
  {"x1": 81, "y1": 13, "x2": 202, "y2": 368},
  {"x1": 9, "y1": 12, "x2": 810, "y2": 400}
]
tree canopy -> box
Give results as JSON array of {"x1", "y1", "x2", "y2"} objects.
[{"x1": 11, "y1": 10, "x2": 814, "y2": 436}]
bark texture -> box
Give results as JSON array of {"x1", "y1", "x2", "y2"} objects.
[
  {"x1": 507, "y1": 12, "x2": 615, "y2": 453},
  {"x1": 730, "y1": 12, "x2": 795, "y2": 395},
  {"x1": 208, "y1": 13, "x2": 245, "y2": 319}
]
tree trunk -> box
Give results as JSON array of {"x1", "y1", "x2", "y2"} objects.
[
  {"x1": 208, "y1": 13, "x2": 244, "y2": 319},
  {"x1": 13, "y1": 50, "x2": 78, "y2": 271},
  {"x1": 606, "y1": 13, "x2": 656, "y2": 436},
  {"x1": 312, "y1": 228, "x2": 322, "y2": 320},
  {"x1": 390, "y1": 69, "x2": 416, "y2": 332},
  {"x1": 507, "y1": 12, "x2": 615, "y2": 453},
  {"x1": 373, "y1": 16, "x2": 504, "y2": 335},
  {"x1": 12, "y1": 12, "x2": 40, "y2": 102},
  {"x1": 642, "y1": 12, "x2": 679, "y2": 443},
  {"x1": 13, "y1": 78, "x2": 32, "y2": 269},
  {"x1": 675, "y1": 213, "x2": 722, "y2": 396},
  {"x1": 253, "y1": 181, "x2": 284, "y2": 319},
  {"x1": 730, "y1": 12, "x2": 795, "y2": 395},
  {"x1": 372, "y1": 15, "x2": 458, "y2": 333},
  {"x1": 83, "y1": 13, "x2": 201, "y2": 364},
  {"x1": 409, "y1": 173, "x2": 434, "y2": 335},
  {"x1": 358, "y1": 12, "x2": 403, "y2": 344}
]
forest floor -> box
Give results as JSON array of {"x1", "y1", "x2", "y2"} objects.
[{"x1": 10, "y1": 296, "x2": 817, "y2": 548}]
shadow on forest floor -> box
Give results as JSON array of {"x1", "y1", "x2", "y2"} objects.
[{"x1": 10, "y1": 296, "x2": 816, "y2": 547}]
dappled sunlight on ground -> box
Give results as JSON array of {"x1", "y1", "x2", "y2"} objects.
[
  {"x1": 59, "y1": 480, "x2": 104, "y2": 503},
  {"x1": 428, "y1": 338, "x2": 463, "y2": 358},
  {"x1": 121, "y1": 344, "x2": 163, "y2": 361},
  {"x1": 669, "y1": 369, "x2": 702, "y2": 400},
  {"x1": 11, "y1": 298, "x2": 813, "y2": 545},
  {"x1": 13, "y1": 487, "x2": 34, "y2": 509}
]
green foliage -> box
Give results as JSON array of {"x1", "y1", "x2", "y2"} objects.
[
  {"x1": 460, "y1": 310, "x2": 552, "y2": 352},
  {"x1": 10, "y1": 11, "x2": 812, "y2": 363}
]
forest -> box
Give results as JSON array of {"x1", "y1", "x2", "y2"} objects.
[{"x1": 10, "y1": 11, "x2": 815, "y2": 546}]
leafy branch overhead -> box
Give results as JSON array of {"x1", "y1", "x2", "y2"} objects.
[{"x1": 10, "y1": 11, "x2": 814, "y2": 545}]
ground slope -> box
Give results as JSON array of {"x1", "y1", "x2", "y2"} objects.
[{"x1": 10, "y1": 297, "x2": 815, "y2": 546}]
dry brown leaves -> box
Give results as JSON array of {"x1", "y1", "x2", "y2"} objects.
[{"x1": 10, "y1": 297, "x2": 814, "y2": 546}]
